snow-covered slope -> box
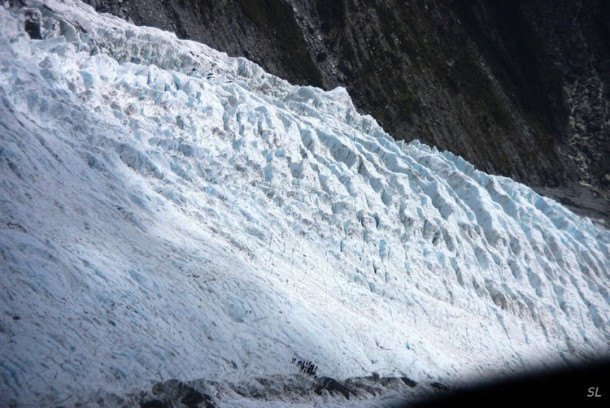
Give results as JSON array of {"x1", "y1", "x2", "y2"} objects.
[{"x1": 0, "y1": 1, "x2": 608, "y2": 406}]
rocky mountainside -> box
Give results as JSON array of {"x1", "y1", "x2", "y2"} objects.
[{"x1": 87, "y1": 0, "x2": 609, "y2": 222}]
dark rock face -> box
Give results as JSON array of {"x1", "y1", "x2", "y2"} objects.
[
  {"x1": 314, "y1": 376, "x2": 352, "y2": 399},
  {"x1": 23, "y1": 7, "x2": 43, "y2": 39},
  {"x1": 143, "y1": 379, "x2": 216, "y2": 408},
  {"x1": 87, "y1": 0, "x2": 609, "y2": 222}
]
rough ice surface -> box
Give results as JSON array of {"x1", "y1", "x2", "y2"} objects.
[{"x1": 0, "y1": 1, "x2": 608, "y2": 406}]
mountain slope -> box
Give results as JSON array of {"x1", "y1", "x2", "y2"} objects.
[
  {"x1": 0, "y1": 1, "x2": 609, "y2": 406},
  {"x1": 88, "y1": 0, "x2": 610, "y2": 223}
]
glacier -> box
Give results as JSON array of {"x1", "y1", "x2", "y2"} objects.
[{"x1": 0, "y1": 1, "x2": 608, "y2": 406}]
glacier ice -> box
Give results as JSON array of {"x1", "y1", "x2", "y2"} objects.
[{"x1": 0, "y1": 1, "x2": 608, "y2": 406}]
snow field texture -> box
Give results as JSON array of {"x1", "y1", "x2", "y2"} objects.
[{"x1": 0, "y1": 1, "x2": 609, "y2": 406}]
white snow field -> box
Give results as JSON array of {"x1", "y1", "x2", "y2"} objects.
[{"x1": 0, "y1": 1, "x2": 608, "y2": 406}]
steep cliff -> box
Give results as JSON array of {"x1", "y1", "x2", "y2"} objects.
[{"x1": 88, "y1": 0, "x2": 609, "y2": 222}]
